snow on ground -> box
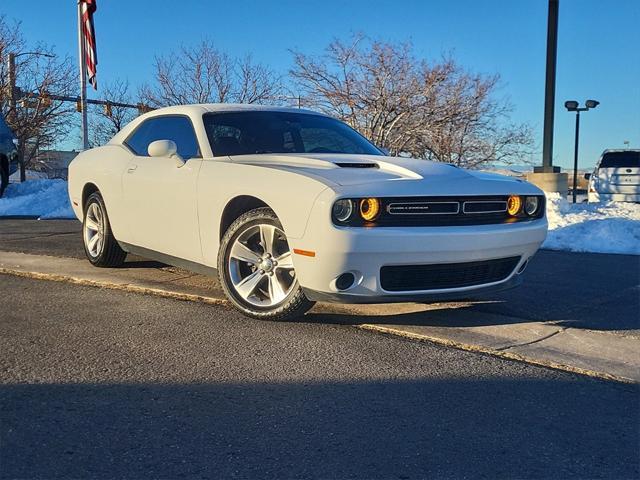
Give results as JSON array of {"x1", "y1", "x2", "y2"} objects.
[
  {"x1": 544, "y1": 193, "x2": 640, "y2": 255},
  {"x1": 0, "y1": 179, "x2": 75, "y2": 219}
]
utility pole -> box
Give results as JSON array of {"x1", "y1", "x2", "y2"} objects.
[
  {"x1": 539, "y1": 0, "x2": 560, "y2": 173},
  {"x1": 527, "y1": 0, "x2": 568, "y2": 196},
  {"x1": 5, "y1": 53, "x2": 22, "y2": 181},
  {"x1": 77, "y1": 0, "x2": 89, "y2": 150}
]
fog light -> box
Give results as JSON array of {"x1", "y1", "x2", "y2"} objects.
[
  {"x1": 507, "y1": 195, "x2": 522, "y2": 216},
  {"x1": 335, "y1": 272, "x2": 355, "y2": 291},
  {"x1": 517, "y1": 259, "x2": 529, "y2": 274}
]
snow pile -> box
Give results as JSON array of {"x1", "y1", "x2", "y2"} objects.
[
  {"x1": 0, "y1": 179, "x2": 75, "y2": 219},
  {"x1": 544, "y1": 192, "x2": 640, "y2": 255}
]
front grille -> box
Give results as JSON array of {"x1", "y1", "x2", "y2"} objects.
[
  {"x1": 362, "y1": 196, "x2": 544, "y2": 227},
  {"x1": 380, "y1": 256, "x2": 521, "y2": 292}
]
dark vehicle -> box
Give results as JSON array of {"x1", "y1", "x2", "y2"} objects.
[{"x1": 0, "y1": 113, "x2": 19, "y2": 198}]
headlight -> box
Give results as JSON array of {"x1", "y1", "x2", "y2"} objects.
[
  {"x1": 507, "y1": 195, "x2": 522, "y2": 216},
  {"x1": 359, "y1": 198, "x2": 380, "y2": 221},
  {"x1": 332, "y1": 199, "x2": 354, "y2": 223},
  {"x1": 524, "y1": 196, "x2": 539, "y2": 216}
]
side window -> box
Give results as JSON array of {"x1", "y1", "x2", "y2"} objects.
[{"x1": 125, "y1": 116, "x2": 200, "y2": 159}]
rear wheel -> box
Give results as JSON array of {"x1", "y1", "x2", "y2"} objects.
[
  {"x1": 83, "y1": 191, "x2": 127, "y2": 267},
  {"x1": 218, "y1": 207, "x2": 315, "y2": 320}
]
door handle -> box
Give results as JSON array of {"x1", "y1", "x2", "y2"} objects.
[{"x1": 127, "y1": 165, "x2": 138, "y2": 173}]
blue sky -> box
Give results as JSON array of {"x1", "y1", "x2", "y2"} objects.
[{"x1": 3, "y1": 0, "x2": 639, "y2": 169}]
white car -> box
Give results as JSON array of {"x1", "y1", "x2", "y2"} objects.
[
  {"x1": 68, "y1": 104, "x2": 548, "y2": 320},
  {"x1": 587, "y1": 149, "x2": 640, "y2": 203}
]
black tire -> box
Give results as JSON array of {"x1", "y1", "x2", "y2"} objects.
[
  {"x1": 83, "y1": 191, "x2": 127, "y2": 267},
  {"x1": 0, "y1": 157, "x2": 8, "y2": 198},
  {"x1": 218, "y1": 207, "x2": 315, "y2": 320}
]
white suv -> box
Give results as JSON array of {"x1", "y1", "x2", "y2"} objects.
[{"x1": 587, "y1": 149, "x2": 640, "y2": 203}]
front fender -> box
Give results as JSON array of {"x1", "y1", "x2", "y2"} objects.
[{"x1": 197, "y1": 160, "x2": 329, "y2": 267}]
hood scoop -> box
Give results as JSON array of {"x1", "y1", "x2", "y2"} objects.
[{"x1": 334, "y1": 162, "x2": 379, "y2": 169}]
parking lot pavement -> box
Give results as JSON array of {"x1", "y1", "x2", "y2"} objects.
[
  {"x1": 1, "y1": 274, "x2": 638, "y2": 479},
  {"x1": 1, "y1": 219, "x2": 639, "y2": 381}
]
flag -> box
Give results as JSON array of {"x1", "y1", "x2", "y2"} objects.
[{"x1": 80, "y1": 0, "x2": 98, "y2": 90}]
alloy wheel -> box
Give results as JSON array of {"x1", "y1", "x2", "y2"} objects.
[
  {"x1": 227, "y1": 224, "x2": 296, "y2": 307},
  {"x1": 84, "y1": 202, "x2": 104, "y2": 258}
]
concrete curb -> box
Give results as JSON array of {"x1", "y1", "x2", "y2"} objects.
[{"x1": 1, "y1": 250, "x2": 638, "y2": 384}]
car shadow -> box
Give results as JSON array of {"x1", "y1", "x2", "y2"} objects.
[
  {"x1": 305, "y1": 300, "x2": 520, "y2": 327},
  {"x1": 1, "y1": 379, "x2": 637, "y2": 479}
]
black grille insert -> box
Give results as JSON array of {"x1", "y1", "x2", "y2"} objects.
[{"x1": 380, "y1": 256, "x2": 521, "y2": 292}]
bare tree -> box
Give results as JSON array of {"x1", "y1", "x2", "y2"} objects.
[
  {"x1": 0, "y1": 15, "x2": 76, "y2": 180},
  {"x1": 291, "y1": 35, "x2": 534, "y2": 167},
  {"x1": 140, "y1": 40, "x2": 283, "y2": 107},
  {"x1": 89, "y1": 79, "x2": 138, "y2": 146}
]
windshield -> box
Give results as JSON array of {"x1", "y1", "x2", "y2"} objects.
[
  {"x1": 599, "y1": 151, "x2": 640, "y2": 168},
  {"x1": 203, "y1": 111, "x2": 382, "y2": 157}
]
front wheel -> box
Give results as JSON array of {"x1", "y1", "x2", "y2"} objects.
[{"x1": 217, "y1": 207, "x2": 315, "y2": 320}]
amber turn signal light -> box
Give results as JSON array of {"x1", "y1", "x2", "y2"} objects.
[
  {"x1": 507, "y1": 195, "x2": 522, "y2": 216},
  {"x1": 359, "y1": 198, "x2": 380, "y2": 221}
]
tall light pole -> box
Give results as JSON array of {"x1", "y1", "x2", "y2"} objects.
[
  {"x1": 5, "y1": 51, "x2": 55, "y2": 182},
  {"x1": 564, "y1": 99, "x2": 599, "y2": 203},
  {"x1": 537, "y1": 0, "x2": 560, "y2": 173}
]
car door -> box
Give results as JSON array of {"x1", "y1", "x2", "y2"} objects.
[{"x1": 122, "y1": 115, "x2": 203, "y2": 263}]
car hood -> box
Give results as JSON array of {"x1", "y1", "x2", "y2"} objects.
[{"x1": 229, "y1": 153, "x2": 541, "y2": 196}]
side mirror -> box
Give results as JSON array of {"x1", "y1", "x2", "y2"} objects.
[
  {"x1": 584, "y1": 173, "x2": 592, "y2": 180},
  {"x1": 148, "y1": 139, "x2": 185, "y2": 166}
]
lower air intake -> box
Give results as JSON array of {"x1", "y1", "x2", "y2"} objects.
[{"x1": 380, "y1": 257, "x2": 521, "y2": 292}]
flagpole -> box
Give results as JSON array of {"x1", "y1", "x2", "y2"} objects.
[{"x1": 77, "y1": 0, "x2": 89, "y2": 150}]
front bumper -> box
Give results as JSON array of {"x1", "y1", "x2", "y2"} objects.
[
  {"x1": 289, "y1": 202, "x2": 548, "y2": 303},
  {"x1": 303, "y1": 273, "x2": 523, "y2": 303}
]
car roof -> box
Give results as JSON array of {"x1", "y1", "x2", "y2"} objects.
[
  {"x1": 600, "y1": 149, "x2": 640, "y2": 154},
  {"x1": 142, "y1": 103, "x2": 325, "y2": 118}
]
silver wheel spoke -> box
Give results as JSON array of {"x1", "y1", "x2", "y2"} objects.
[
  {"x1": 85, "y1": 217, "x2": 99, "y2": 232},
  {"x1": 234, "y1": 270, "x2": 263, "y2": 299},
  {"x1": 275, "y1": 251, "x2": 293, "y2": 269},
  {"x1": 259, "y1": 225, "x2": 276, "y2": 256},
  {"x1": 230, "y1": 241, "x2": 261, "y2": 265},
  {"x1": 88, "y1": 233, "x2": 100, "y2": 252},
  {"x1": 94, "y1": 206, "x2": 103, "y2": 227},
  {"x1": 267, "y1": 275, "x2": 287, "y2": 303}
]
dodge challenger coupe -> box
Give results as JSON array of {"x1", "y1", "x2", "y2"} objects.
[{"x1": 68, "y1": 104, "x2": 548, "y2": 320}]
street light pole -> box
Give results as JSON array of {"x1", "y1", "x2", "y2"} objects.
[
  {"x1": 572, "y1": 110, "x2": 580, "y2": 204},
  {"x1": 540, "y1": 0, "x2": 560, "y2": 173},
  {"x1": 565, "y1": 100, "x2": 599, "y2": 203}
]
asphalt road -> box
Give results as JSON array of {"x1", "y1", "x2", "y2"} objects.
[
  {"x1": 1, "y1": 274, "x2": 638, "y2": 479},
  {"x1": 1, "y1": 219, "x2": 638, "y2": 334}
]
